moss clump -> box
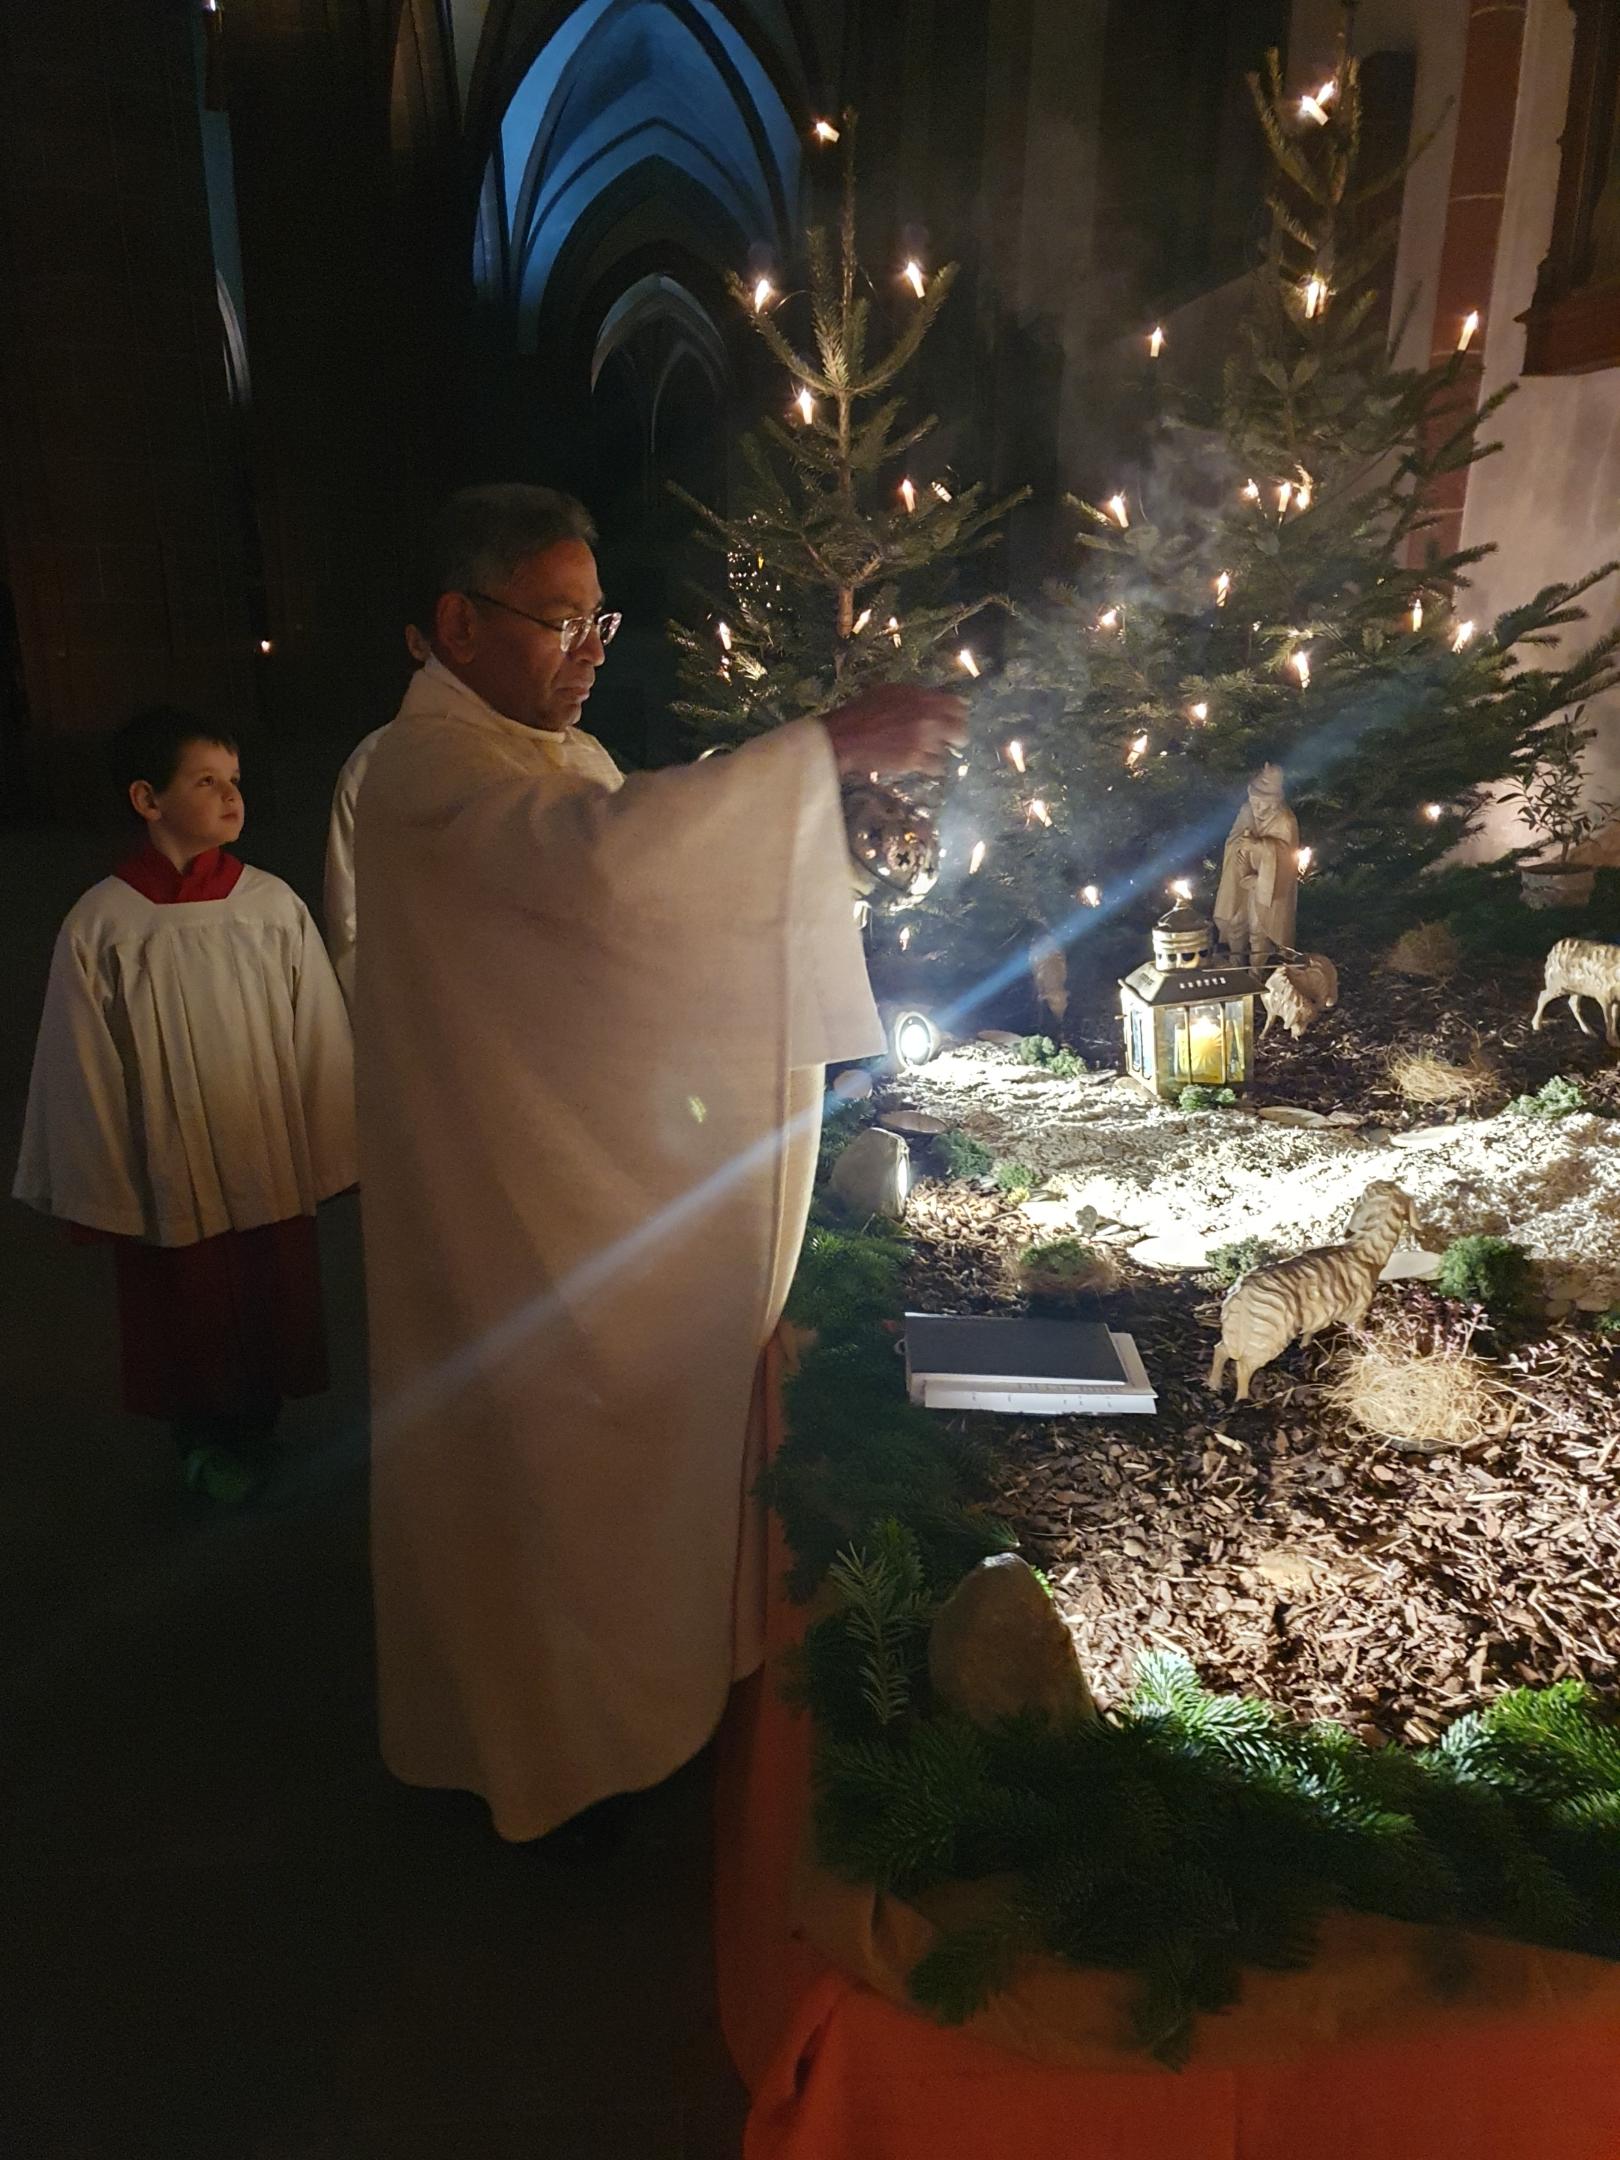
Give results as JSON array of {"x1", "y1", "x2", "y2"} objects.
[
  {"x1": 1017, "y1": 1237, "x2": 1120, "y2": 1302},
  {"x1": 1179, "y1": 1084, "x2": 1238, "y2": 1114},
  {"x1": 935, "y1": 1130, "x2": 994, "y2": 1180},
  {"x1": 1435, "y1": 1235, "x2": 1535, "y2": 1316},
  {"x1": 1207, "y1": 1236, "x2": 1280, "y2": 1286},
  {"x1": 1014, "y1": 1034, "x2": 1087, "y2": 1078},
  {"x1": 1505, "y1": 1076, "x2": 1589, "y2": 1120},
  {"x1": 990, "y1": 1158, "x2": 1039, "y2": 1196}
]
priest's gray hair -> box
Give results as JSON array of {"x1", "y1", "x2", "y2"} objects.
[{"x1": 429, "y1": 483, "x2": 598, "y2": 602}]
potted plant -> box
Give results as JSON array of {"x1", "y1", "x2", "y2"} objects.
[{"x1": 1509, "y1": 706, "x2": 1614, "y2": 909}]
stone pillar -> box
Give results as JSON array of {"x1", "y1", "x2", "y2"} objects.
[{"x1": 0, "y1": 0, "x2": 256, "y2": 812}]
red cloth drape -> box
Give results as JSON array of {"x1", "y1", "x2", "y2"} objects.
[
  {"x1": 114, "y1": 842, "x2": 244, "y2": 903},
  {"x1": 715, "y1": 1335, "x2": 1620, "y2": 2160}
]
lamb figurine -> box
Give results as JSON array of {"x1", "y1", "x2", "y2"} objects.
[
  {"x1": 1531, "y1": 938, "x2": 1620, "y2": 1049},
  {"x1": 1208, "y1": 1181, "x2": 1423, "y2": 1401},
  {"x1": 1260, "y1": 953, "x2": 1340, "y2": 1040}
]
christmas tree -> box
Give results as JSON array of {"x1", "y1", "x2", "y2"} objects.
[
  {"x1": 670, "y1": 112, "x2": 1026, "y2": 746},
  {"x1": 942, "y1": 42, "x2": 1620, "y2": 987}
]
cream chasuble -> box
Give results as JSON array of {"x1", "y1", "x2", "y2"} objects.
[{"x1": 356, "y1": 658, "x2": 882, "y2": 1839}]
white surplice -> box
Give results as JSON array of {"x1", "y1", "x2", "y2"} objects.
[
  {"x1": 323, "y1": 723, "x2": 389, "y2": 1004},
  {"x1": 356, "y1": 657, "x2": 882, "y2": 1839},
  {"x1": 13, "y1": 869, "x2": 356, "y2": 1245}
]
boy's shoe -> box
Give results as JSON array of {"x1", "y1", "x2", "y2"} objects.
[{"x1": 180, "y1": 1444, "x2": 262, "y2": 1504}]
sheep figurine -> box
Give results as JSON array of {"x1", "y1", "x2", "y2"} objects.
[
  {"x1": 1260, "y1": 953, "x2": 1339, "y2": 1040},
  {"x1": 1531, "y1": 938, "x2": 1620, "y2": 1050},
  {"x1": 1208, "y1": 1181, "x2": 1423, "y2": 1401}
]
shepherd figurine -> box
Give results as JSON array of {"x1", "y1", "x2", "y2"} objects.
[{"x1": 1215, "y1": 762, "x2": 1300, "y2": 969}]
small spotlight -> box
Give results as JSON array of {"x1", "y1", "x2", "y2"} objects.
[{"x1": 891, "y1": 1009, "x2": 938, "y2": 1069}]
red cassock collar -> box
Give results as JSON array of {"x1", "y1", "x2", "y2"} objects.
[{"x1": 114, "y1": 842, "x2": 245, "y2": 904}]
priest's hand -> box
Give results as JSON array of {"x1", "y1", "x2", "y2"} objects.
[{"x1": 821, "y1": 686, "x2": 965, "y2": 780}]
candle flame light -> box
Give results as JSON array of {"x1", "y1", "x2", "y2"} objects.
[
  {"x1": 258, "y1": 638, "x2": 273, "y2": 654},
  {"x1": 1423, "y1": 802, "x2": 1444, "y2": 823},
  {"x1": 1096, "y1": 606, "x2": 1121, "y2": 631},
  {"x1": 1277, "y1": 480, "x2": 1294, "y2": 514},
  {"x1": 1169, "y1": 877, "x2": 1194, "y2": 901},
  {"x1": 716, "y1": 620, "x2": 732, "y2": 651},
  {"x1": 1215, "y1": 570, "x2": 1232, "y2": 605},
  {"x1": 1242, "y1": 478, "x2": 1261, "y2": 502},
  {"x1": 852, "y1": 607, "x2": 872, "y2": 634},
  {"x1": 1005, "y1": 739, "x2": 1026, "y2": 774},
  {"x1": 1318, "y1": 79, "x2": 1337, "y2": 103},
  {"x1": 794, "y1": 386, "x2": 815, "y2": 423},
  {"x1": 1410, "y1": 597, "x2": 1424, "y2": 633},
  {"x1": 1452, "y1": 620, "x2": 1476, "y2": 651},
  {"x1": 1295, "y1": 475, "x2": 1312, "y2": 511},
  {"x1": 1295, "y1": 845, "x2": 1314, "y2": 873},
  {"x1": 1299, "y1": 93, "x2": 1329, "y2": 125},
  {"x1": 1302, "y1": 274, "x2": 1328, "y2": 319},
  {"x1": 812, "y1": 119, "x2": 840, "y2": 143},
  {"x1": 931, "y1": 480, "x2": 952, "y2": 502},
  {"x1": 1189, "y1": 700, "x2": 1209, "y2": 723},
  {"x1": 899, "y1": 476, "x2": 917, "y2": 513},
  {"x1": 1106, "y1": 492, "x2": 1130, "y2": 528},
  {"x1": 1079, "y1": 884, "x2": 1101, "y2": 907},
  {"x1": 902, "y1": 259, "x2": 926, "y2": 298},
  {"x1": 887, "y1": 615, "x2": 902, "y2": 646},
  {"x1": 1148, "y1": 325, "x2": 1165, "y2": 357},
  {"x1": 1458, "y1": 310, "x2": 1481, "y2": 352},
  {"x1": 968, "y1": 840, "x2": 987, "y2": 875},
  {"x1": 1028, "y1": 798, "x2": 1052, "y2": 827},
  {"x1": 899, "y1": 925, "x2": 913, "y2": 949},
  {"x1": 957, "y1": 762, "x2": 970, "y2": 778},
  {"x1": 956, "y1": 647, "x2": 980, "y2": 678},
  {"x1": 752, "y1": 277, "x2": 774, "y2": 312},
  {"x1": 1127, "y1": 733, "x2": 1149, "y2": 766},
  {"x1": 1291, "y1": 649, "x2": 1312, "y2": 689}
]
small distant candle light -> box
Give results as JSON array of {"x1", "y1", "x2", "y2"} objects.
[
  {"x1": 1458, "y1": 310, "x2": 1481, "y2": 352},
  {"x1": 716, "y1": 620, "x2": 732, "y2": 651},
  {"x1": 1423, "y1": 802, "x2": 1444, "y2": 823},
  {"x1": 1299, "y1": 92, "x2": 1330, "y2": 126},
  {"x1": 1277, "y1": 479, "x2": 1294, "y2": 514},
  {"x1": 956, "y1": 647, "x2": 980, "y2": 678},
  {"x1": 1317, "y1": 79, "x2": 1337, "y2": 103},
  {"x1": 1241, "y1": 479, "x2": 1261, "y2": 502},
  {"x1": 1295, "y1": 845, "x2": 1314, "y2": 873},
  {"x1": 1097, "y1": 606, "x2": 1121, "y2": 631},
  {"x1": 887, "y1": 616, "x2": 902, "y2": 646},
  {"x1": 1215, "y1": 570, "x2": 1232, "y2": 605},
  {"x1": 1148, "y1": 325, "x2": 1165, "y2": 357},
  {"x1": 812, "y1": 119, "x2": 840, "y2": 143},
  {"x1": 1169, "y1": 877, "x2": 1194, "y2": 901},
  {"x1": 1290, "y1": 649, "x2": 1312, "y2": 688},
  {"x1": 1189, "y1": 700, "x2": 1209, "y2": 723},
  {"x1": 899, "y1": 925, "x2": 913, "y2": 950},
  {"x1": 902, "y1": 259, "x2": 926, "y2": 298},
  {"x1": 1452, "y1": 620, "x2": 1476, "y2": 651},
  {"x1": 1295, "y1": 475, "x2": 1312, "y2": 510},
  {"x1": 1079, "y1": 884, "x2": 1101, "y2": 908},
  {"x1": 1410, "y1": 597, "x2": 1424, "y2": 633},
  {"x1": 1027, "y1": 798, "x2": 1052, "y2": 827},
  {"x1": 931, "y1": 480, "x2": 952, "y2": 502},
  {"x1": 257, "y1": 637, "x2": 272, "y2": 654},
  {"x1": 957, "y1": 762, "x2": 970, "y2": 778},
  {"x1": 852, "y1": 607, "x2": 872, "y2": 635},
  {"x1": 794, "y1": 386, "x2": 815, "y2": 423},
  {"x1": 752, "y1": 277, "x2": 774, "y2": 312},
  {"x1": 1005, "y1": 739, "x2": 1026, "y2": 773},
  {"x1": 968, "y1": 839, "x2": 987, "y2": 875},
  {"x1": 1127, "y1": 733, "x2": 1149, "y2": 766},
  {"x1": 1302, "y1": 274, "x2": 1328, "y2": 318},
  {"x1": 1106, "y1": 492, "x2": 1130, "y2": 528},
  {"x1": 899, "y1": 476, "x2": 917, "y2": 513}
]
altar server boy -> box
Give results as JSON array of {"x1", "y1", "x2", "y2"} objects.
[{"x1": 13, "y1": 708, "x2": 357, "y2": 1499}]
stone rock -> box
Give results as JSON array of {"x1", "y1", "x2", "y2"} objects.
[
  {"x1": 1257, "y1": 1105, "x2": 1331, "y2": 1128},
  {"x1": 1245, "y1": 1546, "x2": 1323, "y2": 1594},
  {"x1": 829, "y1": 1127, "x2": 910, "y2": 1220},
  {"x1": 879, "y1": 1108, "x2": 946, "y2": 1135},
  {"x1": 976, "y1": 1029, "x2": 1024, "y2": 1046},
  {"x1": 1379, "y1": 1245, "x2": 1443, "y2": 1282},
  {"x1": 1389, "y1": 1122, "x2": 1474, "y2": 1151},
  {"x1": 830, "y1": 1067, "x2": 874, "y2": 1101},
  {"x1": 928, "y1": 1554, "x2": 1097, "y2": 1727}
]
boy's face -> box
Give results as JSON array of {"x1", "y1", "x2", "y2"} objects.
[{"x1": 131, "y1": 740, "x2": 244, "y2": 856}]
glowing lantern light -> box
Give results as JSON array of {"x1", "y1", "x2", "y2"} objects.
[{"x1": 1120, "y1": 897, "x2": 1262, "y2": 1102}]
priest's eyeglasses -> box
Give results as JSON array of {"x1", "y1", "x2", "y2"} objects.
[{"x1": 465, "y1": 591, "x2": 622, "y2": 653}]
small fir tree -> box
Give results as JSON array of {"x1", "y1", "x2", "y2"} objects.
[
  {"x1": 670, "y1": 112, "x2": 1026, "y2": 746},
  {"x1": 943, "y1": 44, "x2": 1620, "y2": 966}
]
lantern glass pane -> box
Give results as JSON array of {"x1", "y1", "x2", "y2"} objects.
[
  {"x1": 1188, "y1": 1002, "x2": 1225, "y2": 1083},
  {"x1": 1225, "y1": 1000, "x2": 1248, "y2": 1081},
  {"x1": 1161, "y1": 1008, "x2": 1189, "y2": 1081},
  {"x1": 1128, "y1": 1006, "x2": 1148, "y2": 1077}
]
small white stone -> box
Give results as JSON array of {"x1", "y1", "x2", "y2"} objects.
[
  {"x1": 1257, "y1": 1105, "x2": 1331, "y2": 1129},
  {"x1": 1379, "y1": 1246, "x2": 1443, "y2": 1282}
]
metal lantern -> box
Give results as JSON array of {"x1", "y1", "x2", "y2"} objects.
[{"x1": 1119, "y1": 900, "x2": 1265, "y2": 1101}]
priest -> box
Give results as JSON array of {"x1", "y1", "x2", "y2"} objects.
[{"x1": 356, "y1": 483, "x2": 960, "y2": 1840}]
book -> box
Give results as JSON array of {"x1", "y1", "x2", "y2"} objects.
[{"x1": 904, "y1": 1313, "x2": 1157, "y2": 1416}]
